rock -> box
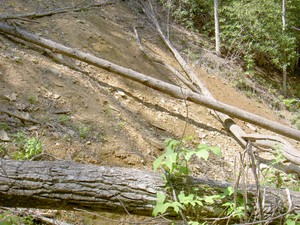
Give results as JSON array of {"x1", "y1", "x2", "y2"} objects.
[
  {"x1": 0, "y1": 129, "x2": 10, "y2": 141},
  {"x1": 117, "y1": 90, "x2": 126, "y2": 97},
  {"x1": 53, "y1": 94, "x2": 61, "y2": 99},
  {"x1": 4, "y1": 92, "x2": 17, "y2": 101}
]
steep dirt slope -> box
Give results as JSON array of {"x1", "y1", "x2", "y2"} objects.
[{"x1": 0, "y1": 0, "x2": 299, "y2": 223}]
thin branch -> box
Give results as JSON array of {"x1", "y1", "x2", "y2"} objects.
[
  {"x1": 234, "y1": 188, "x2": 295, "y2": 225},
  {"x1": 74, "y1": 207, "x2": 172, "y2": 224},
  {"x1": 0, "y1": 1, "x2": 116, "y2": 21},
  {"x1": 0, "y1": 108, "x2": 40, "y2": 124},
  {"x1": 291, "y1": 26, "x2": 300, "y2": 31},
  {"x1": 246, "y1": 142, "x2": 264, "y2": 221}
]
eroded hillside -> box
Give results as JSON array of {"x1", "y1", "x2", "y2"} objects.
[{"x1": 0, "y1": 0, "x2": 299, "y2": 223}]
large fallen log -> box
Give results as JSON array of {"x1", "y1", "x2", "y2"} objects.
[
  {"x1": 0, "y1": 22, "x2": 299, "y2": 142},
  {"x1": 0, "y1": 159, "x2": 299, "y2": 217}
]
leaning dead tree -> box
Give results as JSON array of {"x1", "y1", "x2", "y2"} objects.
[
  {"x1": 139, "y1": 0, "x2": 300, "y2": 167},
  {"x1": 0, "y1": 21, "x2": 299, "y2": 167},
  {"x1": 0, "y1": 159, "x2": 299, "y2": 217},
  {"x1": 0, "y1": 22, "x2": 299, "y2": 144}
]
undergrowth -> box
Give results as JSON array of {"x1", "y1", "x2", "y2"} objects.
[{"x1": 153, "y1": 138, "x2": 300, "y2": 224}]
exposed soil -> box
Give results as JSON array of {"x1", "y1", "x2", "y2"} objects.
[{"x1": 0, "y1": 0, "x2": 299, "y2": 224}]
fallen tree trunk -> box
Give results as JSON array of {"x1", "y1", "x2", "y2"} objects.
[
  {"x1": 0, "y1": 159, "x2": 160, "y2": 214},
  {"x1": 0, "y1": 22, "x2": 300, "y2": 142},
  {"x1": 0, "y1": 159, "x2": 299, "y2": 216}
]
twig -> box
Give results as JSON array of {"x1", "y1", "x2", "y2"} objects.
[
  {"x1": 291, "y1": 26, "x2": 300, "y2": 31},
  {"x1": 0, "y1": 207, "x2": 72, "y2": 225},
  {"x1": 0, "y1": 1, "x2": 116, "y2": 21},
  {"x1": 234, "y1": 189, "x2": 295, "y2": 225},
  {"x1": 168, "y1": 178, "x2": 189, "y2": 225},
  {"x1": 73, "y1": 208, "x2": 122, "y2": 223},
  {"x1": 242, "y1": 134, "x2": 300, "y2": 166},
  {"x1": 0, "y1": 108, "x2": 40, "y2": 124},
  {"x1": 74, "y1": 207, "x2": 171, "y2": 224},
  {"x1": 246, "y1": 141, "x2": 264, "y2": 221},
  {"x1": 133, "y1": 27, "x2": 198, "y2": 93}
]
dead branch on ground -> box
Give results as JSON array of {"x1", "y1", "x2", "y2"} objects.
[
  {"x1": 0, "y1": 108, "x2": 40, "y2": 124},
  {"x1": 0, "y1": 1, "x2": 116, "y2": 21}
]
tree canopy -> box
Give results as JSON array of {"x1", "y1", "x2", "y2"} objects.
[{"x1": 160, "y1": 0, "x2": 300, "y2": 77}]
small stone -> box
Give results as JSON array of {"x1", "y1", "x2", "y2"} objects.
[
  {"x1": 4, "y1": 92, "x2": 17, "y2": 101},
  {"x1": 0, "y1": 129, "x2": 10, "y2": 141},
  {"x1": 27, "y1": 126, "x2": 39, "y2": 131},
  {"x1": 67, "y1": 130, "x2": 75, "y2": 136},
  {"x1": 53, "y1": 94, "x2": 61, "y2": 99},
  {"x1": 117, "y1": 90, "x2": 126, "y2": 97}
]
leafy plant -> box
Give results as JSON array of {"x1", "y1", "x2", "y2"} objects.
[
  {"x1": 0, "y1": 122, "x2": 9, "y2": 131},
  {"x1": 153, "y1": 138, "x2": 221, "y2": 176},
  {"x1": 0, "y1": 210, "x2": 35, "y2": 225},
  {"x1": 282, "y1": 98, "x2": 300, "y2": 111},
  {"x1": 0, "y1": 144, "x2": 7, "y2": 158},
  {"x1": 286, "y1": 213, "x2": 300, "y2": 225},
  {"x1": 27, "y1": 95, "x2": 37, "y2": 104},
  {"x1": 152, "y1": 138, "x2": 234, "y2": 222},
  {"x1": 12, "y1": 131, "x2": 27, "y2": 151},
  {"x1": 12, "y1": 132, "x2": 43, "y2": 160},
  {"x1": 58, "y1": 114, "x2": 71, "y2": 125},
  {"x1": 78, "y1": 125, "x2": 91, "y2": 139}
]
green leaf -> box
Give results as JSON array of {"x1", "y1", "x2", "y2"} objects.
[
  {"x1": 188, "y1": 222, "x2": 200, "y2": 225},
  {"x1": 178, "y1": 165, "x2": 189, "y2": 175},
  {"x1": 195, "y1": 149, "x2": 209, "y2": 161},
  {"x1": 153, "y1": 192, "x2": 170, "y2": 217},
  {"x1": 165, "y1": 138, "x2": 180, "y2": 150},
  {"x1": 165, "y1": 152, "x2": 177, "y2": 172},
  {"x1": 178, "y1": 192, "x2": 195, "y2": 205},
  {"x1": 153, "y1": 154, "x2": 165, "y2": 171},
  {"x1": 185, "y1": 150, "x2": 196, "y2": 161},
  {"x1": 0, "y1": 221, "x2": 11, "y2": 225},
  {"x1": 204, "y1": 195, "x2": 219, "y2": 204},
  {"x1": 197, "y1": 144, "x2": 209, "y2": 150},
  {"x1": 169, "y1": 201, "x2": 184, "y2": 213},
  {"x1": 209, "y1": 147, "x2": 222, "y2": 157},
  {"x1": 286, "y1": 219, "x2": 296, "y2": 225},
  {"x1": 153, "y1": 203, "x2": 170, "y2": 217},
  {"x1": 156, "y1": 192, "x2": 166, "y2": 204},
  {"x1": 194, "y1": 200, "x2": 203, "y2": 206},
  {"x1": 221, "y1": 186, "x2": 234, "y2": 198}
]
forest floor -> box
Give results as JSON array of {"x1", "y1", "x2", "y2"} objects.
[{"x1": 0, "y1": 0, "x2": 299, "y2": 224}]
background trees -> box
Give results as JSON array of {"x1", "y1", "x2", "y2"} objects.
[{"x1": 159, "y1": 0, "x2": 300, "y2": 97}]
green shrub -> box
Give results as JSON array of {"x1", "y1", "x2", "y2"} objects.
[{"x1": 12, "y1": 132, "x2": 43, "y2": 160}]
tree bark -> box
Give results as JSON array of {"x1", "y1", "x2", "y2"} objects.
[
  {"x1": 0, "y1": 159, "x2": 300, "y2": 216},
  {"x1": 214, "y1": 0, "x2": 221, "y2": 56},
  {"x1": 0, "y1": 159, "x2": 161, "y2": 214}
]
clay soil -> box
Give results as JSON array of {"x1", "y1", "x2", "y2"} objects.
[{"x1": 0, "y1": 0, "x2": 299, "y2": 224}]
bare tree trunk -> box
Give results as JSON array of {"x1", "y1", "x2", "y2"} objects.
[
  {"x1": 214, "y1": 0, "x2": 221, "y2": 56},
  {"x1": 282, "y1": 0, "x2": 286, "y2": 31},
  {"x1": 0, "y1": 22, "x2": 300, "y2": 143},
  {"x1": 282, "y1": 0, "x2": 287, "y2": 97},
  {"x1": 0, "y1": 159, "x2": 299, "y2": 216},
  {"x1": 283, "y1": 64, "x2": 287, "y2": 97}
]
